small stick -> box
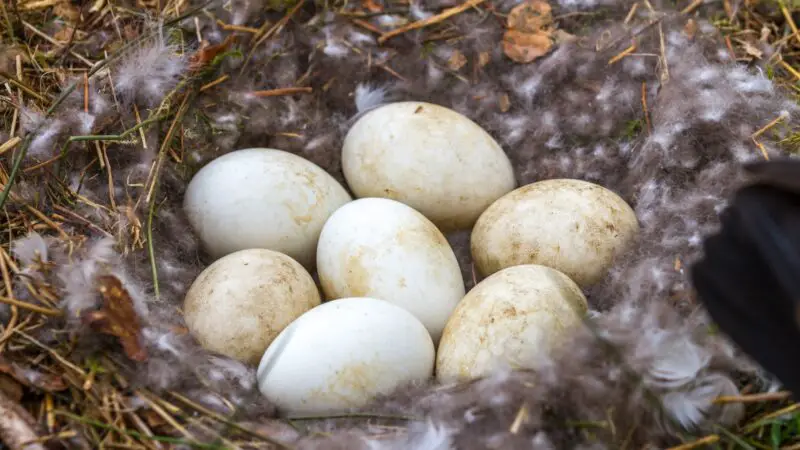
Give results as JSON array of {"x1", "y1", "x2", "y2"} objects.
[
  {"x1": 378, "y1": 0, "x2": 486, "y2": 44},
  {"x1": 608, "y1": 43, "x2": 637, "y2": 65},
  {"x1": 624, "y1": 2, "x2": 639, "y2": 25},
  {"x1": 680, "y1": 0, "x2": 704, "y2": 15},
  {"x1": 780, "y1": 59, "x2": 800, "y2": 81},
  {"x1": 0, "y1": 295, "x2": 61, "y2": 316},
  {"x1": 752, "y1": 111, "x2": 789, "y2": 139},
  {"x1": 712, "y1": 391, "x2": 792, "y2": 404},
  {"x1": 0, "y1": 136, "x2": 22, "y2": 155},
  {"x1": 215, "y1": 20, "x2": 260, "y2": 34},
  {"x1": 666, "y1": 435, "x2": 720, "y2": 450},
  {"x1": 83, "y1": 71, "x2": 89, "y2": 113},
  {"x1": 780, "y1": 0, "x2": 800, "y2": 47},
  {"x1": 199, "y1": 74, "x2": 229, "y2": 92},
  {"x1": 251, "y1": 87, "x2": 313, "y2": 97},
  {"x1": 641, "y1": 81, "x2": 651, "y2": 134}
]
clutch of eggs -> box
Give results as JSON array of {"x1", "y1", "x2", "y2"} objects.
[{"x1": 178, "y1": 101, "x2": 644, "y2": 414}]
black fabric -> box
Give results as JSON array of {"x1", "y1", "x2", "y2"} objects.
[{"x1": 691, "y1": 160, "x2": 800, "y2": 400}]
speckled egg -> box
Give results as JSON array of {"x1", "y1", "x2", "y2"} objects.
[
  {"x1": 257, "y1": 297, "x2": 435, "y2": 415},
  {"x1": 183, "y1": 248, "x2": 321, "y2": 365},
  {"x1": 471, "y1": 179, "x2": 640, "y2": 288},
  {"x1": 316, "y1": 197, "x2": 465, "y2": 342},
  {"x1": 435, "y1": 264, "x2": 589, "y2": 383},
  {"x1": 341, "y1": 101, "x2": 516, "y2": 231},
  {"x1": 183, "y1": 148, "x2": 352, "y2": 269}
]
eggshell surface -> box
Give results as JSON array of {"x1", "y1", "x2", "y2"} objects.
[
  {"x1": 436, "y1": 264, "x2": 589, "y2": 383},
  {"x1": 316, "y1": 197, "x2": 465, "y2": 342},
  {"x1": 183, "y1": 248, "x2": 321, "y2": 365},
  {"x1": 257, "y1": 297, "x2": 435, "y2": 415},
  {"x1": 471, "y1": 179, "x2": 640, "y2": 288},
  {"x1": 183, "y1": 148, "x2": 352, "y2": 269},
  {"x1": 341, "y1": 101, "x2": 516, "y2": 231}
]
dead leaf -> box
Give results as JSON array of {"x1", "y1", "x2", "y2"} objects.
[
  {"x1": 683, "y1": 19, "x2": 697, "y2": 39},
  {"x1": 448, "y1": 50, "x2": 467, "y2": 71},
  {"x1": 82, "y1": 274, "x2": 148, "y2": 362},
  {"x1": 734, "y1": 38, "x2": 763, "y2": 59},
  {"x1": 503, "y1": 0, "x2": 555, "y2": 64},
  {"x1": 0, "y1": 375, "x2": 23, "y2": 403},
  {"x1": 0, "y1": 356, "x2": 68, "y2": 393},
  {"x1": 507, "y1": 0, "x2": 552, "y2": 33},
  {"x1": 477, "y1": 52, "x2": 490, "y2": 68},
  {"x1": 362, "y1": 0, "x2": 382, "y2": 12},
  {"x1": 53, "y1": 1, "x2": 81, "y2": 22},
  {"x1": 503, "y1": 30, "x2": 553, "y2": 64},
  {"x1": 189, "y1": 35, "x2": 236, "y2": 71},
  {"x1": 498, "y1": 93, "x2": 511, "y2": 112}
]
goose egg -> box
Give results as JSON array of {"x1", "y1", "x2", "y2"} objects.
[
  {"x1": 183, "y1": 248, "x2": 321, "y2": 365},
  {"x1": 183, "y1": 148, "x2": 352, "y2": 269},
  {"x1": 341, "y1": 101, "x2": 516, "y2": 231},
  {"x1": 436, "y1": 264, "x2": 588, "y2": 383},
  {"x1": 316, "y1": 197, "x2": 465, "y2": 342},
  {"x1": 471, "y1": 179, "x2": 640, "y2": 288},
  {"x1": 257, "y1": 297, "x2": 435, "y2": 415}
]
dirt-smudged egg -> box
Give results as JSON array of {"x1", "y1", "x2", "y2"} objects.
[
  {"x1": 183, "y1": 148, "x2": 352, "y2": 269},
  {"x1": 471, "y1": 179, "x2": 640, "y2": 288},
  {"x1": 257, "y1": 297, "x2": 435, "y2": 415},
  {"x1": 436, "y1": 264, "x2": 588, "y2": 383},
  {"x1": 183, "y1": 248, "x2": 321, "y2": 365},
  {"x1": 341, "y1": 101, "x2": 516, "y2": 231},
  {"x1": 316, "y1": 198, "x2": 465, "y2": 342}
]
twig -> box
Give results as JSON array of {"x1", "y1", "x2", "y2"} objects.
[
  {"x1": 779, "y1": 0, "x2": 800, "y2": 47},
  {"x1": 666, "y1": 435, "x2": 720, "y2": 450},
  {"x1": 0, "y1": 295, "x2": 62, "y2": 316},
  {"x1": 378, "y1": 0, "x2": 486, "y2": 44},
  {"x1": 680, "y1": 0, "x2": 704, "y2": 15},
  {"x1": 712, "y1": 391, "x2": 792, "y2": 404},
  {"x1": 0, "y1": 136, "x2": 22, "y2": 155},
  {"x1": 608, "y1": 43, "x2": 637, "y2": 65},
  {"x1": 251, "y1": 87, "x2": 312, "y2": 97}
]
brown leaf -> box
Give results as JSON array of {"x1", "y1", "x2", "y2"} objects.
[
  {"x1": 683, "y1": 19, "x2": 698, "y2": 39},
  {"x1": 83, "y1": 275, "x2": 148, "y2": 362},
  {"x1": 0, "y1": 356, "x2": 68, "y2": 393},
  {"x1": 507, "y1": 0, "x2": 552, "y2": 33},
  {"x1": 53, "y1": 1, "x2": 81, "y2": 22},
  {"x1": 189, "y1": 35, "x2": 236, "y2": 71},
  {"x1": 477, "y1": 52, "x2": 491, "y2": 68},
  {"x1": 503, "y1": 0, "x2": 554, "y2": 64},
  {"x1": 503, "y1": 30, "x2": 553, "y2": 64},
  {"x1": 0, "y1": 375, "x2": 23, "y2": 403},
  {"x1": 498, "y1": 93, "x2": 511, "y2": 112},
  {"x1": 447, "y1": 50, "x2": 467, "y2": 71},
  {"x1": 362, "y1": 0, "x2": 382, "y2": 12}
]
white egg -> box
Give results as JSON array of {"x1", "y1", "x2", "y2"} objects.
[
  {"x1": 316, "y1": 198, "x2": 465, "y2": 342},
  {"x1": 341, "y1": 101, "x2": 516, "y2": 231},
  {"x1": 257, "y1": 297, "x2": 435, "y2": 415},
  {"x1": 471, "y1": 178, "x2": 640, "y2": 288},
  {"x1": 435, "y1": 264, "x2": 589, "y2": 383},
  {"x1": 183, "y1": 148, "x2": 352, "y2": 269},
  {"x1": 183, "y1": 248, "x2": 321, "y2": 365}
]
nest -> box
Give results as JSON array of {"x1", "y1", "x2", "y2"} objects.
[{"x1": 0, "y1": 0, "x2": 799, "y2": 448}]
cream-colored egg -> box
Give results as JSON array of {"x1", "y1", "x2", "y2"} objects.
[
  {"x1": 341, "y1": 101, "x2": 516, "y2": 231},
  {"x1": 257, "y1": 297, "x2": 435, "y2": 415},
  {"x1": 435, "y1": 264, "x2": 588, "y2": 383},
  {"x1": 316, "y1": 198, "x2": 465, "y2": 342},
  {"x1": 183, "y1": 248, "x2": 321, "y2": 365},
  {"x1": 183, "y1": 148, "x2": 352, "y2": 269},
  {"x1": 471, "y1": 179, "x2": 640, "y2": 288}
]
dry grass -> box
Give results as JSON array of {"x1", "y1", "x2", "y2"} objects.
[{"x1": 0, "y1": 0, "x2": 798, "y2": 448}]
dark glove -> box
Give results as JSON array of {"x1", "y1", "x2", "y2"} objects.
[{"x1": 690, "y1": 159, "x2": 800, "y2": 400}]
